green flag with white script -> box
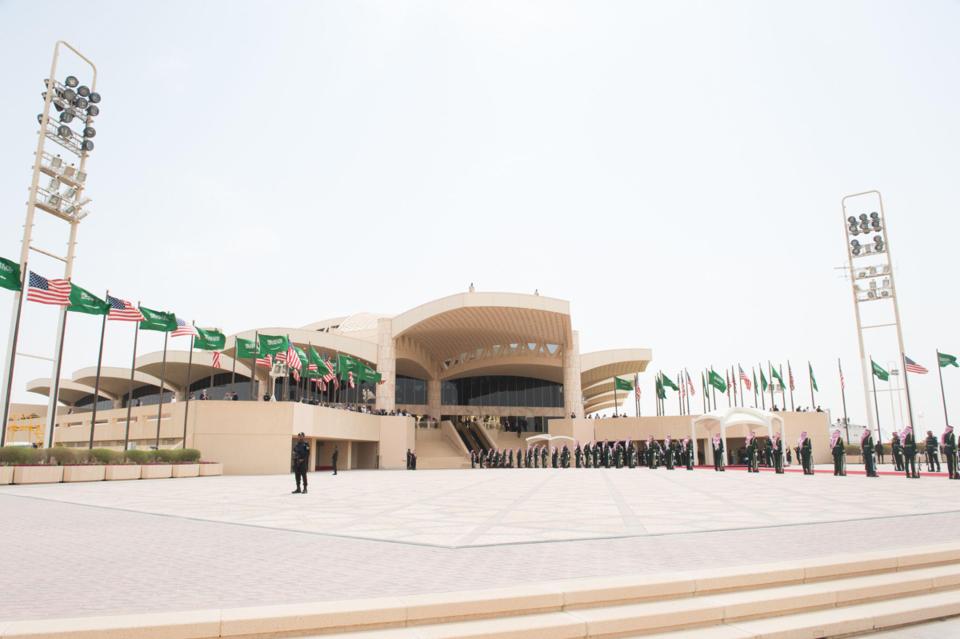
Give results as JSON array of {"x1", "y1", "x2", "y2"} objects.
[
  {"x1": 67, "y1": 284, "x2": 108, "y2": 315},
  {"x1": 0, "y1": 257, "x2": 22, "y2": 291}
]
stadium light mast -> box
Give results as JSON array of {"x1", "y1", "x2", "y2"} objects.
[
  {"x1": 841, "y1": 190, "x2": 907, "y2": 443},
  {"x1": 0, "y1": 41, "x2": 99, "y2": 447}
]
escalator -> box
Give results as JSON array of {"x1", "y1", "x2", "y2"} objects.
[{"x1": 454, "y1": 423, "x2": 477, "y2": 452}]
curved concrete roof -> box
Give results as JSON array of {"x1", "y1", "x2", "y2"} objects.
[
  {"x1": 135, "y1": 350, "x2": 252, "y2": 391},
  {"x1": 579, "y1": 348, "x2": 652, "y2": 389},
  {"x1": 392, "y1": 292, "x2": 572, "y2": 362},
  {"x1": 71, "y1": 366, "x2": 163, "y2": 398},
  {"x1": 26, "y1": 378, "x2": 112, "y2": 406}
]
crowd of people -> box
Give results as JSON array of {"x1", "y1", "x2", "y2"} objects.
[{"x1": 469, "y1": 436, "x2": 698, "y2": 470}]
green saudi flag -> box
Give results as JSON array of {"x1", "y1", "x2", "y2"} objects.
[
  {"x1": 258, "y1": 334, "x2": 288, "y2": 356},
  {"x1": 337, "y1": 353, "x2": 360, "y2": 379},
  {"x1": 752, "y1": 369, "x2": 758, "y2": 392},
  {"x1": 194, "y1": 327, "x2": 226, "y2": 351},
  {"x1": 67, "y1": 284, "x2": 108, "y2": 315},
  {"x1": 139, "y1": 306, "x2": 176, "y2": 332},
  {"x1": 808, "y1": 362, "x2": 818, "y2": 391},
  {"x1": 708, "y1": 369, "x2": 727, "y2": 393},
  {"x1": 660, "y1": 373, "x2": 678, "y2": 391},
  {"x1": 614, "y1": 377, "x2": 633, "y2": 392},
  {"x1": 656, "y1": 375, "x2": 666, "y2": 399},
  {"x1": 308, "y1": 348, "x2": 332, "y2": 376},
  {"x1": 759, "y1": 368, "x2": 768, "y2": 392},
  {"x1": 0, "y1": 257, "x2": 22, "y2": 292},
  {"x1": 939, "y1": 352, "x2": 959, "y2": 368},
  {"x1": 358, "y1": 363, "x2": 382, "y2": 384},
  {"x1": 771, "y1": 365, "x2": 785, "y2": 388},
  {"x1": 236, "y1": 337, "x2": 259, "y2": 359},
  {"x1": 872, "y1": 359, "x2": 889, "y2": 381}
]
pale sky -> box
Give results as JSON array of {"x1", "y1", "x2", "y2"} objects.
[{"x1": 2, "y1": 0, "x2": 959, "y2": 434}]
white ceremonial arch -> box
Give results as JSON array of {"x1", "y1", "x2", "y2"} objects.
[{"x1": 691, "y1": 406, "x2": 786, "y2": 466}]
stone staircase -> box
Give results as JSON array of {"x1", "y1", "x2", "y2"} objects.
[{"x1": 7, "y1": 544, "x2": 960, "y2": 638}]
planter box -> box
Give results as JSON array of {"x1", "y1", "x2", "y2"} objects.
[
  {"x1": 199, "y1": 463, "x2": 223, "y2": 476},
  {"x1": 172, "y1": 463, "x2": 200, "y2": 478},
  {"x1": 0, "y1": 466, "x2": 13, "y2": 485},
  {"x1": 63, "y1": 465, "x2": 106, "y2": 482},
  {"x1": 140, "y1": 464, "x2": 172, "y2": 479},
  {"x1": 105, "y1": 464, "x2": 141, "y2": 481},
  {"x1": 13, "y1": 465, "x2": 64, "y2": 484}
]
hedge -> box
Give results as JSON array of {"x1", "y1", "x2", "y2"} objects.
[{"x1": 0, "y1": 446, "x2": 204, "y2": 466}]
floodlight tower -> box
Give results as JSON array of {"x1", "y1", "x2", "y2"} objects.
[
  {"x1": 841, "y1": 190, "x2": 906, "y2": 442},
  {"x1": 0, "y1": 42, "x2": 99, "y2": 447}
]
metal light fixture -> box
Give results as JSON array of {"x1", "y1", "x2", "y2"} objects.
[{"x1": 64, "y1": 75, "x2": 79, "y2": 88}]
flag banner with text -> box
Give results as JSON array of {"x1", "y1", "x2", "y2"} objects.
[
  {"x1": 236, "y1": 337, "x2": 258, "y2": 359},
  {"x1": 67, "y1": 284, "x2": 108, "y2": 315},
  {"x1": 139, "y1": 306, "x2": 176, "y2": 332},
  {"x1": 258, "y1": 334, "x2": 288, "y2": 356},
  {"x1": 614, "y1": 377, "x2": 634, "y2": 392},
  {"x1": 0, "y1": 257, "x2": 22, "y2": 291},
  {"x1": 194, "y1": 327, "x2": 226, "y2": 351}
]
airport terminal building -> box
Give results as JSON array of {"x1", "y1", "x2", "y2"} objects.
[{"x1": 12, "y1": 290, "x2": 829, "y2": 473}]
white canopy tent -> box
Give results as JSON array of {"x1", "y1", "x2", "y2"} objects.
[
  {"x1": 525, "y1": 434, "x2": 575, "y2": 450},
  {"x1": 690, "y1": 406, "x2": 786, "y2": 466}
]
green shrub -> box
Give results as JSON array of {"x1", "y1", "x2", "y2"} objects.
[
  {"x1": 43, "y1": 447, "x2": 77, "y2": 465},
  {"x1": 0, "y1": 446, "x2": 41, "y2": 465},
  {"x1": 176, "y1": 448, "x2": 202, "y2": 463},
  {"x1": 91, "y1": 448, "x2": 122, "y2": 464},
  {"x1": 154, "y1": 449, "x2": 178, "y2": 463},
  {"x1": 124, "y1": 449, "x2": 155, "y2": 464}
]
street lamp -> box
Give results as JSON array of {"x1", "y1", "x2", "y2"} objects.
[{"x1": 0, "y1": 42, "x2": 100, "y2": 447}]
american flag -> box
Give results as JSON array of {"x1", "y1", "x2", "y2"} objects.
[
  {"x1": 212, "y1": 351, "x2": 222, "y2": 369},
  {"x1": 171, "y1": 317, "x2": 198, "y2": 338},
  {"x1": 27, "y1": 271, "x2": 70, "y2": 305},
  {"x1": 739, "y1": 365, "x2": 752, "y2": 391},
  {"x1": 323, "y1": 360, "x2": 336, "y2": 384},
  {"x1": 635, "y1": 384, "x2": 641, "y2": 400},
  {"x1": 686, "y1": 371, "x2": 696, "y2": 396},
  {"x1": 106, "y1": 295, "x2": 144, "y2": 322},
  {"x1": 255, "y1": 353, "x2": 272, "y2": 368},
  {"x1": 291, "y1": 368, "x2": 300, "y2": 382},
  {"x1": 286, "y1": 344, "x2": 302, "y2": 371},
  {"x1": 904, "y1": 356, "x2": 929, "y2": 375},
  {"x1": 348, "y1": 371, "x2": 355, "y2": 388},
  {"x1": 788, "y1": 364, "x2": 795, "y2": 391}
]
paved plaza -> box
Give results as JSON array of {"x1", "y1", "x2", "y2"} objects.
[{"x1": 1, "y1": 467, "x2": 959, "y2": 624}]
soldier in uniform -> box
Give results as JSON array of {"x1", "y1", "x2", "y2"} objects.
[
  {"x1": 517, "y1": 447, "x2": 523, "y2": 468},
  {"x1": 646, "y1": 436, "x2": 657, "y2": 469},
  {"x1": 683, "y1": 437, "x2": 694, "y2": 470},
  {"x1": 771, "y1": 432, "x2": 784, "y2": 474},
  {"x1": 798, "y1": 432, "x2": 813, "y2": 475},
  {"x1": 745, "y1": 431, "x2": 758, "y2": 473},
  {"x1": 508, "y1": 448, "x2": 514, "y2": 468},
  {"x1": 861, "y1": 427, "x2": 878, "y2": 478},
  {"x1": 561, "y1": 445, "x2": 571, "y2": 468},
  {"x1": 331, "y1": 445, "x2": 339, "y2": 476},
  {"x1": 924, "y1": 430, "x2": 941, "y2": 473},
  {"x1": 830, "y1": 429, "x2": 845, "y2": 476},
  {"x1": 891, "y1": 434, "x2": 904, "y2": 471},
  {"x1": 541, "y1": 446, "x2": 548, "y2": 469},
  {"x1": 942, "y1": 425, "x2": 958, "y2": 480},
  {"x1": 410, "y1": 450, "x2": 417, "y2": 469},
  {"x1": 875, "y1": 439, "x2": 885, "y2": 465},
  {"x1": 583, "y1": 442, "x2": 592, "y2": 468},
  {"x1": 470, "y1": 450, "x2": 476, "y2": 469},
  {"x1": 712, "y1": 434, "x2": 724, "y2": 471},
  {"x1": 902, "y1": 428, "x2": 919, "y2": 478},
  {"x1": 615, "y1": 443, "x2": 625, "y2": 468},
  {"x1": 575, "y1": 442, "x2": 583, "y2": 468},
  {"x1": 292, "y1": 433, "x2": 310, "y2": 494},
  {"x1": 664, "y1": 436, "x2": 674, "y2": 470}
]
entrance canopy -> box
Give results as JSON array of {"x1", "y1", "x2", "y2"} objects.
[{"x1": 690, "y1": 407, "x2": 786, "y2": 464}]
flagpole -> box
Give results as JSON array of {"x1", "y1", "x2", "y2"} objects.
[
  {"x1": 87, "y1": 289, "x2": 109, "y2": 449},
  {"x1": 613, "y1": 376, "x2": 618, "y2": 416},
  {"x1": 634, "y1": 373, "x2": 640, "y2": 417},
  {"x1": 768, "y1": 362, "x2": 775, "y2": 409},
  {"x1": 937, "y1": 350, "x2": 950, "y2": 426},
  {"x1": 787, "y1": 362, "x2": 795, "y2": 411},
  {"x1": 839, "y1": 359, "x2": 849, "y2": 444},
  {"x1": 870, "y1": 356, "x2": 882, "y2": 443},
  {"x1": 155, "y1": 331, "x2": 168, "y2": 450},
  {"x1": 181, "y1": 323, "x2": 196, "y2": 449},
  {"x1": 44, "y1": 306, "x2": 70, "y2": 448},
  {"x1": 701, "y1": 371, "x2": 707, "y2": 412},
  {"x1": 250, "y1": 331, "x2": 258, "y2": 401},
  {"x1": 901, "y1": 352, "x2": 916, "y2": 432},
  {"x1": 738, "y1": 366, "x2": 745, "y2": 407},
  {"x1": 123, "y1": 306, "x2": 141, "y2": 451},
  {"x1": 0, "y1": 262, "x2": 28, "y2": 443},
  {"x1": 809, "y1": 361, "x2": 815, "y2": 409},
  {"x1": 230, "y1": 337, "x2": 237, "y2": 388},
  {"x1": 710, "y1": 369, "x2": 717, "y2": 408}
]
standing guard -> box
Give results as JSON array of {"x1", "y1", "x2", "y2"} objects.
[
  {"x1": 771, "y1": 432, "x2": 784, "y2": 474},
  {"x1": 798, "y1": 431, "x2": 813, "y2": 475},
  {"x1": 575, "y1": 442, "x2": 583, "y2": 468},
  {"x1": 541, "y1": 445, "x2": 548, "y2": 469},
  {"x1": 683, "y1": 437, "x2": 694, "y2": 470},
  {"x1": 902, "y1": 428, "x2": 919, "y2": 478},
  {"x1": 712, "y1": 434, "x2": 725, "y2": 471},
  {"x1": 745, "y1": 431, "x2": 758, "y2": 473},
  {"x1": 664, "y1": 435, "x2": 674, "y2": 470},
  {"x1": 943, "y1": 425, "x2": 958, "y2": 480},
  {"x1": 891, "y1": 434, "x2": 904, "y2": 471},
  {"x1": 861, "y1": 427, "x2": 878, "y2": 478},
  {"x1": 924, "y1": 430, "x2": 941, "y2": 473},
  {"x1": 830, "y1": 429, "x2": 846, "y2": 476}
]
